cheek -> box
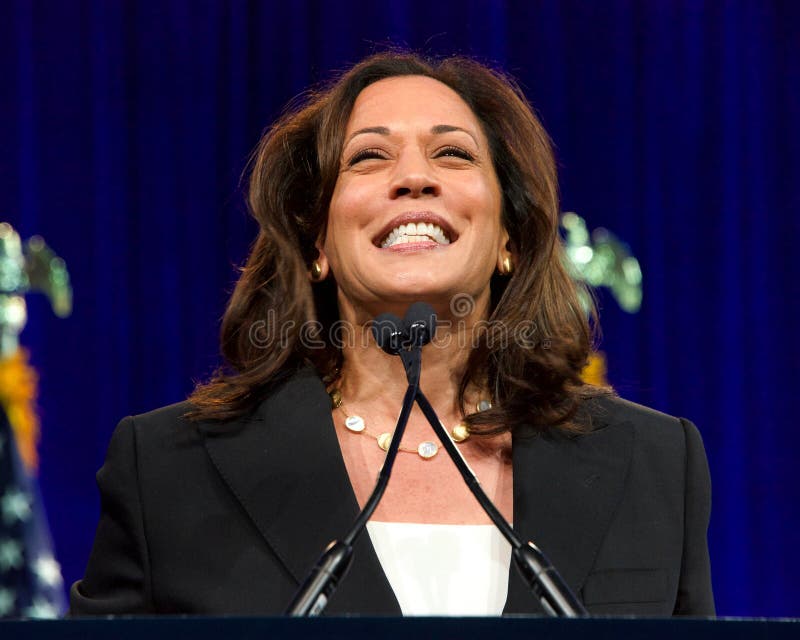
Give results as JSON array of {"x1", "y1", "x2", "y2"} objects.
[
  {"x1": 328, "y1": 182, "x2": 371, "y2": 228},
  {"x1": 461, "y1": 177, "x2": 503, "y2": 226},
  {"x1": 322, "y1": 193, "x2": 365, "y2": 267}
]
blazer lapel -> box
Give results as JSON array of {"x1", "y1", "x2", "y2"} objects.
[
  {"x1": 504, "y1": 404, "x2": 635, "y2": 614},
  {"x1": 202, "y1": 367, "x2": 400, "y2": 615}
]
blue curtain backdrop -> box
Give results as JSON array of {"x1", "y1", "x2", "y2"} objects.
[{"x1": 2, "y1": 0, "x2": 798, "y2": 617}]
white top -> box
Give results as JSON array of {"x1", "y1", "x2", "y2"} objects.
[{"x1": 365, "y1": 521, "x2": 512, "y2": 616}]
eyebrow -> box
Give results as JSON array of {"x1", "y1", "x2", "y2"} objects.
[
  {"x1": 430, "y1": 124, "x2": 478, "y2": 145},
  {"x1": 345, "y1": 124, "x2": 479, "y2": 147}
]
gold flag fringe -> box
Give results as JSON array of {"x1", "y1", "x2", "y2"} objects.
[
  {"x1": 0, "y1": 348, "x2": 40, "y2": 472},
  {"x1": 582, "y1": 351, "x2": 608, "y2": 387}
]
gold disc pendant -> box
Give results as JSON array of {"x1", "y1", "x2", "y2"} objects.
[
  {"x1": 377, "y1": 432, "x2": 393, "y2": 451},
  {"x1": 451, "y1": 422, "x2": 470, "y2": 442}
]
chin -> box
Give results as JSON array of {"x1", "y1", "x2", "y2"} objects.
[
  {"x1": 382, "y1": 277, "x2": 456, "y2": 299},
  {"x1": 378, "y1": 284, "x2": 480, "y2": 313}
]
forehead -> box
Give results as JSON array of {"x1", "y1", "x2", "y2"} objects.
[{"x1": 346, "y1": 75, "x2": 483, "y2": 135}]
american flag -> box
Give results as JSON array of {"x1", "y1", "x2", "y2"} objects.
[{"x1": 0, "y1": 408, "x2": 65, "y2": 618}]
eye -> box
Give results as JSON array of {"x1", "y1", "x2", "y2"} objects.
[
  {"x1": 347, "y1": 148, "x2": 389, "y2": 166},
  {"x1": 434, "y1": 146, "x2": 476, "y2": 161}
]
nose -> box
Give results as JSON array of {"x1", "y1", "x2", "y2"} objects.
[{"x1": 389, "y1": 150, "x2": 441, "y2": 199}]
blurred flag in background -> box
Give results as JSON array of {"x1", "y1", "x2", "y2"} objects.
[
  {"x1": 0, "y1": 224, "x2": 71, "y2": 618},
  {"x1": 0, "y1": 369, "x2": 66, "y2": 618}
]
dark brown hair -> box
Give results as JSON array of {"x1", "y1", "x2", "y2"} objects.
[{"x1": 186, "y1": 51, "x2": 603, "y2": 433}]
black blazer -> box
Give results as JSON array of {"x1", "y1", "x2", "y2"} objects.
[{"x1": 70, "y1": 367, "x2": 714, "y2": 616}]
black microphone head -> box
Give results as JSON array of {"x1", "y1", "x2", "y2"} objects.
[
  {"x1": 404, "y1": 302, "x2": 437, "y2": 347},
  {"x1": 371, "y1": 313, "x2": 405, "y2": 355}
]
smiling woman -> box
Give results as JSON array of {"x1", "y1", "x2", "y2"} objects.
[{"x1": 70, "y1": 52, "x2": 714, "y2": 617}]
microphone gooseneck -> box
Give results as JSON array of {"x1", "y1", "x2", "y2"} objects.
[
  {"x1": 348, "y1": 305, "x2": 435, "y2": 542},
  {"x1": 411, "y1": 390, "x2": 587, "y2": 617},
  {"x1": 286, "y1": 307, "x2": 432, "y2": 616}
]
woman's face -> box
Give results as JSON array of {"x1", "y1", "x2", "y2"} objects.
[{"x1": 320, "y1": 75, "x2": 508, "y2": 320}]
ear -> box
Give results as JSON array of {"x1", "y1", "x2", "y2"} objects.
[{"x1": 310, "y1": 240, "x2": 330, "y2": 282}]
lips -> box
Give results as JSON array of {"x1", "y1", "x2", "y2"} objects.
[{"x1": 374, "y1": 212, "x2": 457, "y2": 248}]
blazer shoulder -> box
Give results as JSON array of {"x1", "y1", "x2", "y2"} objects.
[
  {"x1": 108, "y1": 401, "x2": 209, "y2": 457},
  {"x1": 583, "y1": 394, "x2": 695, "y2": 451},
  {"x1": 585, "y1": 393, "x2": 684, "y2": 428},
  {"x1": 122, "y1": 393, "x2": 276, "y2": 452},
  {"x1": 131, "y1": 400, "x2": 195, "y2": 426}
]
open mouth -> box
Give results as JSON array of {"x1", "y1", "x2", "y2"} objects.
[{"x1": 380, "y1": 222, "x2": 452, "y2": 248}]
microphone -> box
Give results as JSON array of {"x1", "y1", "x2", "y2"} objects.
[
  {"x1": 372, "y1": 303, "x2": 436, "y2": 353},
  {"x1": 372, "y1": 312, "x2": 405, "y2": 355},
  {"x1": 394, "y1": 303, "x2": 436, "y2": 387},
  {"x1": 371, "y1": 304, "x2": 436, "y2": 387},
  {"x1": 403, "y1": 301, "x2": 437, "y2": 348}
]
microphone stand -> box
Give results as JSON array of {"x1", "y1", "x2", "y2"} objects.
[
  {"x1": 411, "y1": 389, "x2": 587, "y2": 617},
  {"x1": 284, "y1": 335, "x2": 423, "y2": 616}
]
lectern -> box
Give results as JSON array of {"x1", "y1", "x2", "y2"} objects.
[{"x1": 1, "y1": 616, "x2": 798, "y2": 640}]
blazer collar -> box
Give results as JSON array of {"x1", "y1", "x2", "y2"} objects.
[
  {"x1": 202, "y1": 366, "x2": 400, "y2": 615},
  {"x1": 203, "y1": 369, "x2": 633, "y2": 616}
]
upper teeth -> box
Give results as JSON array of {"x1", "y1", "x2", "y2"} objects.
[{"x1": 381, "y1": 222, "x2": 451, "y2": 248}]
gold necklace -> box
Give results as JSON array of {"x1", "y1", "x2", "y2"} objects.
[{"x1": 329, "y1": 389, "x2": 492, "y2": 460}]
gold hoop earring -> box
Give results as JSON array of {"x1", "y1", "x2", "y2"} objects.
[
  {"x1": 500, "y1": 256, "x2": 514, "y2": 275},
  {"x1": 310, "y1": 260, "x2": 323, "y2": 281}
]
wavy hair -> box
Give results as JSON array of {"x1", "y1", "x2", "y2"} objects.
[{"x1": 186, "y1": 51, "x2": 604, "y2": 433}]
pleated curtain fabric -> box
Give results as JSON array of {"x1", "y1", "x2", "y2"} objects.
[{"x1": 1, "y1": 0, "x2": 797, "y2": 617}]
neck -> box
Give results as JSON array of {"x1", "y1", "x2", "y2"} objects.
[{"x1": 338, "y1": 338, "x2": 469, "y2": 414}]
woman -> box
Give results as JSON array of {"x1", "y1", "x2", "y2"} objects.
[{"x1": 70, "y1": 52, "x2": 714, "y2": 616}]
